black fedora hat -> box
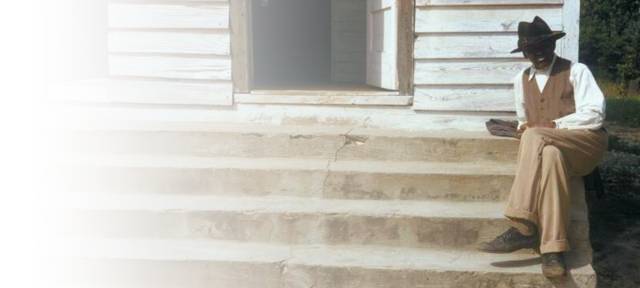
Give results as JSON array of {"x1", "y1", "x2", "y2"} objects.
[{"x1": 510, "y1": 16, "x2": 566, "y2": 53}]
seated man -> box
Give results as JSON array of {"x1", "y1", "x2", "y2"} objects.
[{"x1": 478, "y1": 16, "x2": 608, "y2": 278}]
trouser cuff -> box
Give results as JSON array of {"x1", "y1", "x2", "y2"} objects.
[
  {"x1": 504, "y1": 207, "x2": 538, "y2": 235},
  {"x1": 540, "y1": 239, "x2": 570, "y2": 254}
]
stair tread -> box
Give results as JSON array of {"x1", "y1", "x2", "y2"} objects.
[
  {"x1": 71, "y1": 237, "x2": 594, "y2": 276},
  {"x1": 70, "y1": 194, "x2": 587, "y2": 221},
  {"x1": 69, "y1": 121, "x2": 518, "y2": 141},
  {"x1": 69, "y1": 154, "x2": 516, "y2": 175}
]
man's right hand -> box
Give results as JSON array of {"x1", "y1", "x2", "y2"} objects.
[{"x1": 516, "y1": 123, "x2": 529, "y2": 139}]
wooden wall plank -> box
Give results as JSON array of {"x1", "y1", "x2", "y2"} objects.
[
  {"x1": 54, "y1": 79, "x2": 232, "y2": 106},
  {"x1": 558, "y1": 0, "x2": 579, "y2": 62},
  {"x1": 411, "y1": 0, "x2": 573, "y2": 112},
  {"x1": 109, "y1": 31, "x2": 230, "y2": 55},
  {"x1": 415, "y1": 6, "x2": 562, "y2": 33},
  {"x1": 414, "y1": 59, "x2": 528, "y2": 85},
  {"x1": 230, "y1": 0, "x2": 250, "y2": 92},
  {"x1": 107, "y1": 80, "x2": 232, "y2": 105},
  {"x1": 416, "y1": 0, "x2": 563, "y2": 6},
  {"x1": 413, "y1": 86, "x2": 515, "y2": 111},
  {"x1": 109, "y1": 3, "x2": 229, "y2": 29},
  {"x1": 397, "y1": 0, "x2": 416, "y2": 95},
  {"x1": 109, "y1": 55, "x2": 231, "y2": 80},
  {"x1": 415, "y1": 34, "x2": 521, "y2": 59}
]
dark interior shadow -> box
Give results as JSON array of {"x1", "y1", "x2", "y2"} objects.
[{"x1": 585, "y1": 184, "x2": 640, "y2": 287}]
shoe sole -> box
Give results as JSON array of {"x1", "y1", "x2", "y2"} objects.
[{"x1": 542, "y1": 266, "x2": 566, "y2": 278}]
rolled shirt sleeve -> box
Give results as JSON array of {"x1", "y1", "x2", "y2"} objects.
[
  {"x1": 553, "y1": 63, "x2": 606, "y2": 130},
  {"x1": 513, "y1": 69, "x2": 528, "y2": 130}
]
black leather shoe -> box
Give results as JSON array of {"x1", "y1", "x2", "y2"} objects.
[
  {"x1": 477, "y1": 227, "x2": 539, "y2": 253},
  {"x1": 542, "y1": 252, "x2": 566, "y2": 278}
]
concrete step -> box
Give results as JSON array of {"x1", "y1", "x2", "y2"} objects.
[
  {"x1": 65, "y1": 155, "x2": 516, "y2": 201},
  {"x1": 67, "y1": 122, "x2": 519, "y2": 163},
  {"x1": 69, "y1": 238, "x2": 596, "y2": 288},
  {"x1": 69, "y1": 194, "x2": 591, "y2": 253}
]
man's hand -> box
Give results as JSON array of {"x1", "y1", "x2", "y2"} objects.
[
  {"x1": 532, "y1": 121, "x2": 557, "y2": 128},
  {"x1": 516, "y1": 121, "x2": 556, "y2": 139},
  {"x1": 516, "y1": 123, "x2": 529, "y2": 139}
]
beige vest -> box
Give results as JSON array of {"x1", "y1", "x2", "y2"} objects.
[{"x1": 522, "y1": 57, "x2": 575, "y2": 126}]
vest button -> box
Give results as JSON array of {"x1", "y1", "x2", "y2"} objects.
[{"x1": 540, "y1": 99, "x2": 545, "y2": 103}]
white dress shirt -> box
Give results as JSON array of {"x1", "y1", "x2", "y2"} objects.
[{"x1": 513, "y1": 54, "x2": 606, "y2": 130}]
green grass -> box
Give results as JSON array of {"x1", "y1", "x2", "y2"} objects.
[{"x1": 606, "y1": 97, "x2": 640, "y2": 127}]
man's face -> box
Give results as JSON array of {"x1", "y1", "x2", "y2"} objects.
[{"x1": 522, "y1": 40, "x2": 556, "y2": 70}]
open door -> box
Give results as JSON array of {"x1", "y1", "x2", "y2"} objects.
[{"x1": 366, "y1": 0, "x2": 398, "y2": 90}]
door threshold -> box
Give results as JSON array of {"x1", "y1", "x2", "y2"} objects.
[
  {"x1": 235, "y1": 91, "x2": 412, "y2": 106},
  {"x1": 249, "y1": 89, "x2": 399, "y2": 96}
]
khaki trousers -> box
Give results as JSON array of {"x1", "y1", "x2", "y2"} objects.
[{"x1": 505, "y1": 127, "x2": 608, "y2": 254}]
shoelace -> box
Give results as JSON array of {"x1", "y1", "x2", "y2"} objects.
[{"x1": 496, "y1": 227, "x2": 520, "y2": 243}]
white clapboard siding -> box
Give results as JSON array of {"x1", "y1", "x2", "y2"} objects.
[
  {"x1": 109, "y1": 31, "x2": 230, "y2": 55},
  {"x1": 558, "y1": 0, "x2": 579, "y2": 62},
  {"x1": 415, "y1": 6, "x2": 562, "y2": 33},
  {"x1": 414, "y1": 59, "x2": 528, "y2": 85},
  {"x1": 415, "y1": 34, "x2": 522, "y2": 59},
  {"x1": 53, "y1": 79, "x2": 232, "y2": 106},
  {"x1": 107, "y1": 80, "x2": 232, "y2": 105},
  {"x1": 109, "y1": 55, "x2": 231, "y2": 80},
  {"x1": 412, "y1": 0, "x2": 569, "y2": 112},
  {"x1": 416, "y1": 0, "x2": 563, "y2": 5},
  {"x1": 109, "y1": 3, "x2": 229, "y2": 29},
  {"x1": 107, "y1": 1, "x2": 232, "y2": 105},
  {"x1": 413, "y1": 86, "x2": 515, "y2": 111}
]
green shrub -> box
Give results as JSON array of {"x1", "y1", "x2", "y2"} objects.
[
  {"x1": 606, "y1": 97, "x2": 640, "y2": 127},
  {"x1": 581, "y1": 0, "x2": 640, "y2": 88},
  {"x1": 600, "y1": 151, "x2": 640, "y2": 200},
  {"x1": 609, "y1": 135, "x2": 640, "y2": 154}
]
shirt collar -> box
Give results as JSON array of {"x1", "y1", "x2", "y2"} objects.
[{"x1": 528, "y1": 54, "x2": 557, "y2": 81}]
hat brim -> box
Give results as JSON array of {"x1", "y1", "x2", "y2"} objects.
[{"x1": 510, "y1": 31, "x2": 566, "y2": 53}]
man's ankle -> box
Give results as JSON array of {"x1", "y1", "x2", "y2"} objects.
[{"x1": 517, "y1": 219, "x2": 538, "y2": 236}]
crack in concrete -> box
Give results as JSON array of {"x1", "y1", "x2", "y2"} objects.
[
  {"x1": 278, "y1": 245, "x2": 296, "y2": 285},
  {"x1": 290, "y1": 134, "x2": 313, "y2": 140},
  {"x1": 334, "y1": 127, "x2": 357, "y2": 162},
  {"x1": 315, "y1": 119, "x2": 371, "y2": 198},
  {"x1": 320, "y1": 159, "x2": 333, "y2": 197},
  {"x1": 318, "y1": 127, "x2": 357, "y2": 197}
]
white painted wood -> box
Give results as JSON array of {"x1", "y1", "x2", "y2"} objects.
[
  {"x1": 414, "y1": 59, "x2": 528, "y2": 85},
  {"x1": 415, "y1": 34, "x2": 521, "y2": 59},
  {"x1": 109, "y1": 3, "x2": 229, "y2": 29},
  {"x1": 416, "y1": 0, "x2": 563, "y2": 6},
  {"x1": 558, "y1": 0, "x2": 579, "y2": 62},
  {"x1": 413, "y1": 86, "x2": 515, "y2": 111},
  {"x1": 236, "y1": 94, "x2": 412, "y2": 106},
  {"x1": 51, "y1": 79, "x2": 233, "y2": 106},
  {"x1": 109, "y1": 55, "x2": 231, "y2": 80},
  {"x1": 109, "y1": 31, "x2": 230, "y2": 55},
  {"x1": 415, "y1": 6, "x2": 562, "y2": 33},
  {"x1": 249, "y1": 89, "x2": 400, "y2": 96},
  {"x1": 107, "y1": 80, "x2": 232, "y2": 105},
  {"x1": 366, "y1": 0, "x2": 398, "y2": 90},
  {"x1": 62, "y1": 102, "x2": 513, "y2": 132}
]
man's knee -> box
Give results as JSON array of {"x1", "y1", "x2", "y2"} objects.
[
  {"x1": 542, "y1": 145, "x2": 562, "y2": 160},
  {"x1": 521, "y1": 127, "x2": 547, "y2": 143}
]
